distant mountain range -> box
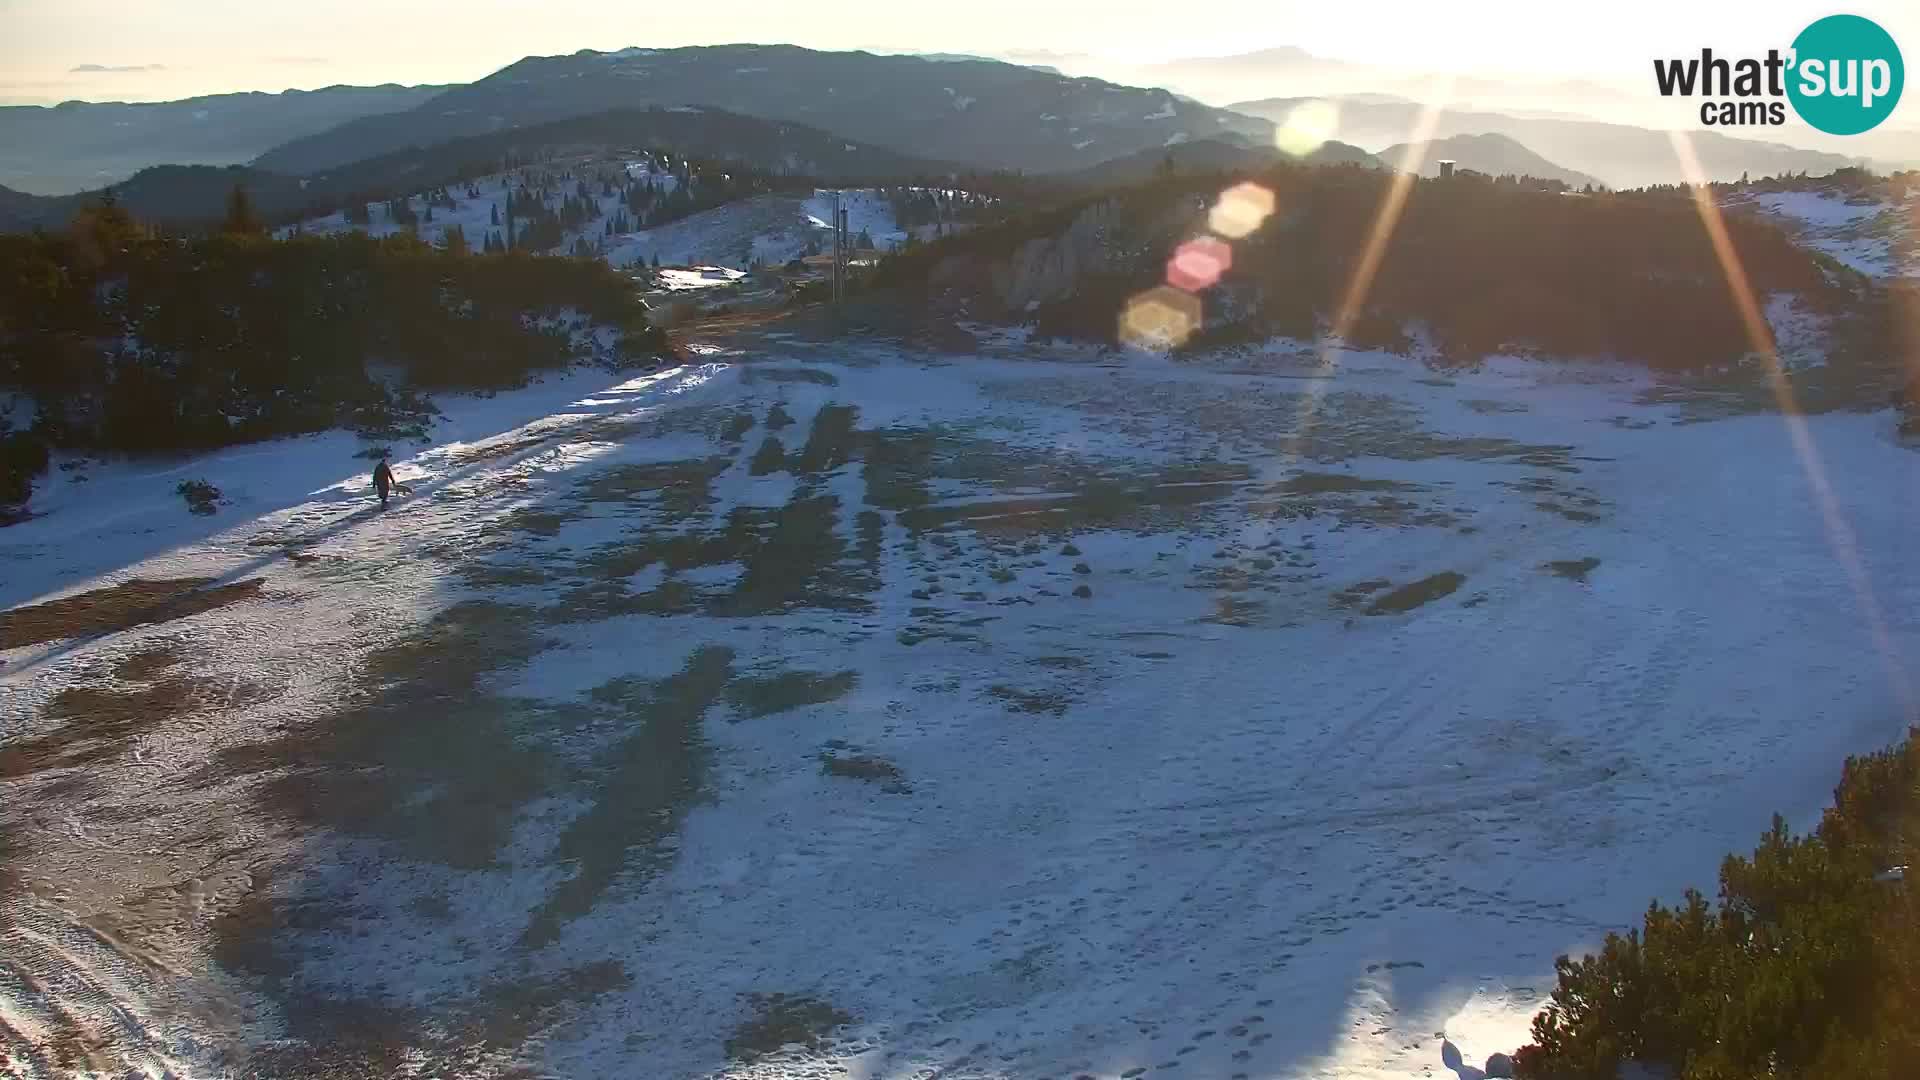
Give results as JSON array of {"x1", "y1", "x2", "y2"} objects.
[
  {"x1": 0, "y1": 84, "x2": 447, "y2": 195},
  {"x1": 1378, "y1": 133, "x2": 1602, "y2": 189},
  {"x1": 1025, "y1": 47, "x2": 1917, "y2": 172},
  {"x1": 253, "y1": 45, "x2": 1274, "y2": 177},
  {"x1": 1057, "y1": 136, "x2": 1381, "y2": 189},
  {"x1": 0, "y1": 107, "x2": 962, "y2": 231},
  {"x1": 1228, "y1": 96, "x2": 1866, "y2": 189},
  {"x1": 3, "y1": 42, "x2": 1899, "y2": 219},
  {"x1": 1003, "y1": 47, "x2": 1659, "y2": 126}
]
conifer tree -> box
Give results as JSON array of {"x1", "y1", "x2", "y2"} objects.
[{"x1": 223, "y1": 184, "x2": 263, "y2": 235}]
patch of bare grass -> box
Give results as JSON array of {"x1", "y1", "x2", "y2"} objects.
[
  {"x1": 725, "y1": 993, "x2": 854, "y2": 1061},
  {"x1": 0, "y1": 577, "x2": 266, "y2": 649},
  {"x1": 1330, "y1": 579, "x2": 1392, "y2": 609},
  {"x1": 726, "y1": 669, "x2": 857, "y2": 719},
  {"x1": 2, "y1": 642, "x2": 263, "y2": 781},
  {"x1": 1365, "y1": 572, "x2": 1466, "y2": 615},
  {"x1": 819, "y1": 743, "x2": 910, "y2": 794},
  {"x1": 520, "y1": 646, "x2": 735, "y2": 947},
  {"x1": 1544, "y1": 557, "x2": 1602, "y2": 582},
  {"x1": 988, "y1": 684, "x2": 1076, "y2": 716}
]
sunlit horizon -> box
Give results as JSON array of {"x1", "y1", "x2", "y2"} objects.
[{"x1": 5, "y1": 0, "x2": 1916, "y2": 110}]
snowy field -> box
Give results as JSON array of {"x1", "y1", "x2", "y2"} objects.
[{"x1": 5, "y1": 341, "x2": 1920, "y2": 1079}]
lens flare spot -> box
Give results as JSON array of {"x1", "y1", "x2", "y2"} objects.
[
  {"x1": 1120, "y1": 286, "x2": 1202, "y2": 351},
  {"x1": 1167, "y1": 236, "x2": 1233, "y2": 292},
  {"x1": 1208, "y1": 182, "x2": 1275, "y2": 239},
  {"x1": 1274, "y1": 98, "x2": 1339, "y2": 158}
]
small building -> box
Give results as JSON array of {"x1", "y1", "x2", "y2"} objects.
[{"x1": 1438, "y1": 159, "x2": 1457, "y2": 180}]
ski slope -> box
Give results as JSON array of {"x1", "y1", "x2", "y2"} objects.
[{"x1": 4, "y1": 340, "x2": 1919, "y2": 1079}]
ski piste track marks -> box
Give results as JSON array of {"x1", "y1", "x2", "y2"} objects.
[{"x1": 4, "y1": 346, "x2": 1920, "y2": 1079}]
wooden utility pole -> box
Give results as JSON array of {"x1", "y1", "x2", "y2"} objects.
[
  {"x1": 829, "y1": 190, "x2": 843, "y2": 307},
  {"x1": 839, "y1": 205, "x2": 850, "y2": 292}
]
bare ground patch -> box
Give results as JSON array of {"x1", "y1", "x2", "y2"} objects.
[
  {"x1": 1365, "y1": 572, "x2": 1467, "y2": 615},
  {"x1": 1331, "y1": 579, "x2": 1393, "y2": 609},
  {"x1": 897, "y1": 473, "x2": 1245, "y2": 538},
  {"x1": 208, "y1": 632, "x2": 733, "y2": 1063},
  {"x1": 578, "y1": 457, "x2": 729, "y2": 519},
  {"x1": 214, "y1": 601, "x2": 555, "y2": 870},
  {"x1": 1, "y1": 641, "x2": 267, "y2": 782},
  {"x1": 1246, "y1": 474, "x2": 1457, "y2": 529},
  {"x1": 720, "y1": 409, "x2": 756, "y2": 442},
  {"x1": 1537, "y1": 501, "x2": 1604, "y2": 523},
  {"x1": 521, "y1": 645, "x2": 734, "y2": 947},
  {"x1": 1493, "y1": 476, "x2": 1610, "y2": 524},
  {"x1": 820, "y1": 743, "x2": 910, "y2": 793},
  {"x1": 1, "y1": 577, "x2": 266, "y2": 649},
  {"x1": 1269, "y1": 472, "x2": 1417, "y2": 496},
  {"x1": 988, "y1": 683, "x2": 1077, "y2": 716},
  {"x1": 749, "y1": 435, "x2": 787, "y2": 475},
  {"x1": 726, "y1": 669, "x2": 858, "y2": 719},
  {"x1": 211, "y1": 942, "x2": 629, "y2": 1080},
  {"x1": 726, "y1": 992, "x2": 855, "y2": 1062},
  {"x1": 1544, "y1": 557, "x2": 1602, "y2": 582},
  {"x1": 551, "y1": 492, "x2": 875, "y2": 620},
  {"x1": 795, "y1": 404, "x2": 860, "y2": 474}
]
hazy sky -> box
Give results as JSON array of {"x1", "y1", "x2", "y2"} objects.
[{"x1": 2, "y1": 0, "x2": 1917, "y2": 105}]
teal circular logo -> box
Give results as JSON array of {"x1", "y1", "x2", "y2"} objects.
[{"x1": 1787, "y1": 14, "x2": 1904, "y2": 135}]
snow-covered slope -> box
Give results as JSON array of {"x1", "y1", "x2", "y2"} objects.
[
  {"x1": 1728, "y1": 187, "x2": 1919, "y2": 280},
  {"x1": 604, "y1": 189, "x2": 910, "y2": 270},
  {"x1": 4, "y1": 342, "x2": 1918, "y2": 1079},
  {"x1": 289, "y1": 163, "x2": 910, "y2": 275}
]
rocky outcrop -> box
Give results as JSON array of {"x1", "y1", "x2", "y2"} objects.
[
  {"x1": 924, "y1": 195, "x2": 1212, "y2": 320},
  {"x1": 986, "y1": 200, "x2": 1121, "y2": 312}
]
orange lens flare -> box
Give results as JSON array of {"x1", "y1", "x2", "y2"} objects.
[
  {"x1": 1668, "y1": 129, "x2": 1914, "y2": 716},
  {"x1": 1278, "y1": 87, "x2": 1451, "y2": 459},
  {"x1": 1209, "y1": 182, "x2": 1275, "y2": 240},
  {"x1": 1120, "y1": 286, "x2": 1202, "y2": 351}
]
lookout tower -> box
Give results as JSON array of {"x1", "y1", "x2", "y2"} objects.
[{"x1": 1438, "y1": 159, "x2": 1456, "y2": 180}]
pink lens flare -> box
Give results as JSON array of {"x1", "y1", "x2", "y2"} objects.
[{"x1": 1167, "y1": 236, "x2": 1233, "y2": 293}]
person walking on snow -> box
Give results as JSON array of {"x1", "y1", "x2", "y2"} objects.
[{"x1": 372, "y1": 457, "x2": 394, "y2": 510}]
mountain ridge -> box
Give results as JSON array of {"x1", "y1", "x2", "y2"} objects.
[
  {"x1": 252, "y1": 44, "x2": 1276, "y2": 177},
  {"x1": 0, "y1": 83, "x2": 451, "y2": 195},
  {"x1": 1378, "y1": 132, "x2": 1603, "y2": 189},
  {"x1": 1228, "y1": 95, "x2": 1866, "y2": 188},
  {"x1": 0, "y1": 106, "x2": 969, "y2": 231}
]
